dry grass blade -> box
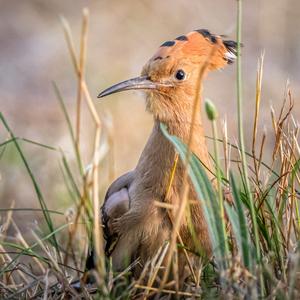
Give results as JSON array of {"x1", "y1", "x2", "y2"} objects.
[
  {"x1": 0, "y1": 245, "x2": 17, "y2": 286},
  {"x1": 141, "y1": 244, "x2": 169, "y2": 299},
  {"x1": 272, "y1": 87, "x2": 294, "y2": 162},
  {"x1": 12, "y1": 221, "x2": 45, "y2": 274},
  {"x1": 31, "y1": 230, "x2": 63, "y2": 275},
  {"x1": 258, "y1": 128, "x2": 266, "y2": 180},
  {"x1": 135, "y1": 284, "x2": 200, "y2": 298},
  {"x1": 222, "y1": 118, "x2": 230, "y2": 180},
  {"x1": 61, "y1": 8, "x2": 106, "y2": 287},
  {"x1": 159, "y1": 44, "x2": 218, "y2": 292},
  {"x1": 75, "y1": 8, "x2": 89, "y2": 149},
  {"x1": 252, "y1": 52, "x2": 264, "y2": 184}
]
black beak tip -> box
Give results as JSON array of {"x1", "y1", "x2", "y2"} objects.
[{"x1": 97, "y1": 92, "x2": 105, "y2": 98}]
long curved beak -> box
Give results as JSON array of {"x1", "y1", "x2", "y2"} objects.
[{"x1": 98, "y1": 75, "x2": 171, "y2": 98}]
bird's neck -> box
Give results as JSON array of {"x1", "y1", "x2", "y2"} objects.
[
  {"x1": 135, "y1": 110, "x2": 212, "y2": 196},
  {"x1": 158, "y1": 113, "x2": 210, "y2": 169}
]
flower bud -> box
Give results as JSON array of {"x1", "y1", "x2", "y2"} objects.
[{"x1": 205, "y1": 99, "x2": 218, "y2": 121}]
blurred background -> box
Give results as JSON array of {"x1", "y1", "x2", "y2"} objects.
[{"x1": 0, "y1": 0, "x2": 299, "y2": 226}]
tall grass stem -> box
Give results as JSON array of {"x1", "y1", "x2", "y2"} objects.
[{"x1": 236, "y1": 0, "x2": 264, "y2": 295}]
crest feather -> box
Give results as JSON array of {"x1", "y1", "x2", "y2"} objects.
[{"x1": 151, "y1": 29, "x2": 238, "y2": 70}]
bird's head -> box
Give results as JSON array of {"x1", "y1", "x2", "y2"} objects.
[{"x1": 98, "y1": 29, "x2": 237, "y2": 122}]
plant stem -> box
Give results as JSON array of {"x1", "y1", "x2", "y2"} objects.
[
  {"x1": 236, "y1": 0, "x2": 264, "y2": 295},
  {"x1": 212, "y1": 120, "x2": 229, "y2": 262}
]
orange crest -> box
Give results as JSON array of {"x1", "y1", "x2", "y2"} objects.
[{"x1": 150, "y1": 29, "x2": 237, "y2": 71}]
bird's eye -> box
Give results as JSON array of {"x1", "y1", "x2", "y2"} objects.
[{"x1": 175, "y1": 69, "x2": 186, "y2": 81}]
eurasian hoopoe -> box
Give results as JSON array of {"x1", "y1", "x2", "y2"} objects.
[{"x1": 87, "y1": 29, "x2": 237, "y2": 284}]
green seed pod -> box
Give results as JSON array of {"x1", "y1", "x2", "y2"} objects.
[{"x1": 205, "y1": 99, "x2": 218, "y2": 121}]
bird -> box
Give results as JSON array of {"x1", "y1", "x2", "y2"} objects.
[{"x1": 86, "y1": 29, "x2": 237, "y2": 285}]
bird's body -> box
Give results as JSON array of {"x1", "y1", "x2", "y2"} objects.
[
  {"x1": 88, "y1": 29, "x2": 237, "y2": 283},
  {"x1": 103, "y1": 120, "x2": 211, "y2": 275}
]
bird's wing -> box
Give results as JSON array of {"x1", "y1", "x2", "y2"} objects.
[
  {"x1": 104, "y1": 170, "x2": 135, "y2": 201},
  {"x1": 101, "y1": 171, "x2": 135, "y2": 256},
  {"x1": 85, "y1": 171, "x2": 135, "y2": 273}
]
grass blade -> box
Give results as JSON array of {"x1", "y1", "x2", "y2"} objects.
[
  {"x1": 0, "y1": 113, "x2": 60, "y2": 254},
  {"x1": 228, "y1": 172, "x2": 252, "y2": 270},
  {"x1": 161, "y1": 123, "x2": 229, "y2": 269}
]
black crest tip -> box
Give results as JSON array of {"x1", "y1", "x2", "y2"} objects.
[{"x1": 160, "y1": 40, "x2": 176, "y2": 47}]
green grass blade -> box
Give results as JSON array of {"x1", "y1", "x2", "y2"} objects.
[
  {"x1": 61, "y1": 152, "x2": 81, "y2": 202},
  {"x1": 228, "y1": 172, "x2": 252, "y2": 270},
  {"x1": 290, "y1": 158, "x2": 300, "y2": 232},
  {"x1": 52, "y1": 81, "x2": 84, "y2": 175},
  {"x1": 161, "y1": 123, "x2": 228, "y2": 269},
  {"x1": 0, "y1": 112, "x2": 60, "y2": 253},
  {"x1": 0, "y1": 223, "x2": 70, "y2": 276},
  {"x1": 1, "y1": 242, "x2": 47, "y2": 263},
  {"x1": 206, "y1": 136, "x2": 279, "y2": 179},
  {"x1": 0, "y1": 208, "x2": 64, "y2": 215},
  {"x1": 0, "y1": 137, "x2": 59, "y2": 151}
]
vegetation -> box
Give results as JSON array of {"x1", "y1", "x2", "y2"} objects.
[{"x1": 1, "y1": 2, "x2": 299, "y2": 299}]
